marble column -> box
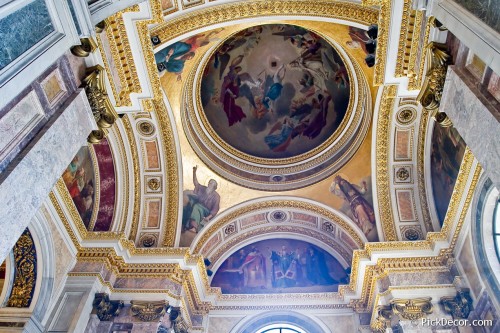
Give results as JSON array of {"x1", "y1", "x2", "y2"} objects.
[
  {"x1": 0, "y1": 89, "x2": 96, "y2": 263},
  {"x1": 439, "y1": 66, "x2": 500, "y2": 185}
]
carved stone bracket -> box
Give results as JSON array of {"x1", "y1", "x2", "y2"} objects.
[
  {"x1": 440, "y1": 289, "x2": 473, "y2": 319},
  {"x1": 417, "y1": 42, "x2": 452, "y2": 127},
  {"x1": 130, "y1": 300, "x2": 168, "y2": 321},
  {"x1": 92, "y1": 293, "x2": 124, "y2": 321},
  {"x1": 82, "y1": 66, "x2": 118, "y2": 144},
  {"x1": 372, "y1": 297, "x2": 433, "y2": 332}
]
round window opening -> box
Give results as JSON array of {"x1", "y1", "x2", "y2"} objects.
[{"x1": 255, "y1": 323, "x2": 308, "y2": 333}]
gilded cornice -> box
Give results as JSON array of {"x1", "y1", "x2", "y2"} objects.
[
  {"x1": 97, "y1": 5, "x2": 141, "y2": 107},
  {"x1": 375, "y1": 85, "x2": 398, "y2": 241},
  {"x1": 410, "y1": 18, "x2": 432, "y2": 91},
  {"x1": 394, "y1": 0, "x2": 413, "y2": 78},
  {"x1": 362, "y1": 0, "x2": 388, "y2": 86}
]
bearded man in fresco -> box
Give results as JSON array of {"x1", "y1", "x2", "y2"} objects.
[{"x1": 183, "y1": 166, "x2": 220, "y2": 233}]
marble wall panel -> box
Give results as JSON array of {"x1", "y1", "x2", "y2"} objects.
[
  {"x1": 0, "y1": 91, "x2": 45, "y2": 162},
  {"x1": 43, "y1": 207, "x2": 74, "y2": 295},
  {"x1": 292, "y1": 212, "x2": 318, "y2": 225},
  {"x1": 440, "y1": 66, "x2": 500, "y2": 185},
  {"x1": 143, "y1": 199, "x2": 161, "y2": 229},
  {"x1": 0, "y1": 0, "x2": 55, "y2": 71},
  {"x1": 319, "y1": 314, "x2": 355, "y2": 333},
  {"x1": 208, "y1": 315, "x2": 241, "y2": 333},
  {"x1": 143, "y1": 140, "x2": 160, "y2": 171},
  {"x1": 201, "y1": 233, "x2": 221, "y2": 256},
  {"x1": 0, "y1": 90, "x2": 96, "y2": 263},
  {"x1": 0, "y1": 55, "x2": 79, "y2": 173},
  {"x1": 40, "y1": 68, "x2": 67, "y2": 107},
  {"x1": 395, "y1": 189, "x2": 417, "y2": 222},
  {"x1": 394, "y1": 128, "x2": 412, "y2": 160},
  {"x1": 239, "y1": 213, "x2": 267, "y2": 229},
  {"x1": 458, "y1": 234, "x2": 483, "y2": 297}
]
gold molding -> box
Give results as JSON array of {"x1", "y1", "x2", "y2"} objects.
[
  {"x1": 416, "y1": 107, "x2": 433, "y2": 233},
  {"x1": 152, "y1": 100, "x2": 179, "y2": 247},
  {"x1": 375, "y1": 85, "x2": 398, "y2": 241},
  {"x1": 362, "y1": 0, "x2": 388, "y2": 86},
  {"x1": 97, "y1": 5, "x2": 141, "y2": 107},
  {"x1": 122, "y1": 116, "x2": 142, "y2": 242}
]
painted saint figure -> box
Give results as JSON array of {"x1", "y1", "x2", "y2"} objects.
[
  {"x1": 239, "y1": 247, "x2": 266, "y2": 289},
  {"x1": 269, "y1": 246, "x2": 299, "y2": 288},
  {"x1": 182, "y1": 166, "x2": 220, "y2": 233},
  {"x1": 329, "y1": 175, "x2": 377, "y2": 240},
  {"x1": 155, "y1": 41, "x2": 195, "y2": 81}
]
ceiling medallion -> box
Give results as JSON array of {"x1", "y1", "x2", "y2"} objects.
[
  {"x1": 183, "y1": 23, "x2": 371, "y2": 190},
  {"x1": 396, "y1": 107, "x2": 416, "y2": 125},
  {"x1": 395, "y1": 167, "x2": 410, "y2": 181},
  {"x1": 137, "y1": 120, "x2": 156, "y2": 136},
  {"x1": 147, "y1": 177, "x2": 161, "y2": 191},
  {"x1": 267, "y1": 210, "x2": 290, "y2": 223}
]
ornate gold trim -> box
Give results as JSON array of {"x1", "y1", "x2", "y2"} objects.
[
  {"x1": 375, "y1": 85, "x2": 398, "y2": 240},
  {"x1": 152, "y1": 100, "x2": 179, "y2": 247},
  {"x1": 183, "y1": 56, "x2": 369, "y2": 178},
  {"x1": 122, "y1": 116, "x2": 142, "y2": 242},
  {"x1": 362, "y1": 0, "x2": 387, "y2": 86},
  {"x1": 416, "y1": 107, "x2": 433, "y2": 232},
  {"x1": 98, "y1": 5, "x2": 141, "y2": 107}
]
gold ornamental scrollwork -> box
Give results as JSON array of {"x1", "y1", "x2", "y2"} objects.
[
  {"x1": 93, "y1": 293, "x2": 124, "y2": 321},
  {"x1": 372, "y1": 297, "x2": 433, "y2": 331},
  {"x1": 417, "y1": 42, "x2": 451, "y2": 127},
  {"x1": 391, "y1": 297, "x2": 433, "y2": 320},
  {"x1": 6, "y1": 229, "x2": 36, "y2": 308},
  {"x1": 130, "y1": 300, "x2": 168, "y2": 321},
  {"x1": 83, "y1": 65, "x2": 118, "y2": 144}
]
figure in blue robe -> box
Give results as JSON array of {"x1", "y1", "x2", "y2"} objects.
[{"x1": 155, "y1": 41, "x2": 193, "y2": 75}]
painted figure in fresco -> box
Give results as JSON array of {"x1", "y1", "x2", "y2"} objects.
[
  {"x1": 269, "y1": 246, "x2": 299, "y2": 288},
  {"x1": 346, "y1": 26, "x2": 372, "y2": 55},
  {"x1": 155, "y1": 42, "x2": 195, "y2": 81},
  {"x1": 63, "y1": 156, "x2": 94, "y2": 228},
  {"x1": 304, "y1": 247, "x2": 336, "y2": 285},
  {"x1": 182, "y1": 166, "x2": 220, "y2": 233},
  {"x1": 239, "y1": 247, "x2": 266, "y2": 289},
  {"x1": 329, "y1": 175, "x2": 377, "y2": 240}
]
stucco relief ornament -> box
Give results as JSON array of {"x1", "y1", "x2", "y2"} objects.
[
  {"x1": 396, "y1": 167, "x2": 410, "y2": 181},
  {"x1": 130, "y1": 301, "x2": 168, "y2": 321},
  {"x1": 148, "y1": 178, "x2": 161, "y2": 191},
  {"x1": 92, "y1": 293, "x2": 124, "y2": 321}
]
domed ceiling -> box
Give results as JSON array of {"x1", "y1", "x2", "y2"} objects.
[
  {"x1": 181, "y1": 23, "x2": 371, "y2": 190},
  {"x1": 200, "y1": 24, "x2": 349, "y2": 159}
]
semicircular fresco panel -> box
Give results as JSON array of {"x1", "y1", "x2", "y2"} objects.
[{"x1": 211, "y1": 238, "x2": 349, "y2": 294}]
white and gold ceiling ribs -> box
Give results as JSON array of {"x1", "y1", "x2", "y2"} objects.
[{"x1": 44, "y1": 0, "x2": 485, "y2": 328}]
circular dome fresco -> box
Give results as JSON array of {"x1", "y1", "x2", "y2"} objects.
[{"x1": 183, "y1": 23, "x2": 371, "y2": 190}]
